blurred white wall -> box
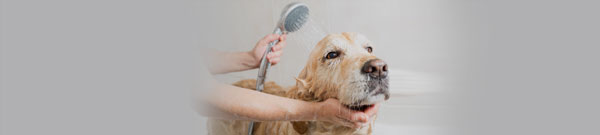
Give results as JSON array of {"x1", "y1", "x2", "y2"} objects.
[
  {"x1": 5, "y1": 0, "x2": 599, "y2": 134},
  {"x1": 194, "y1": 0, "x2": 464, "y2": 87}
]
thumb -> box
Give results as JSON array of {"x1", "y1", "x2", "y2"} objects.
[
  {"x1": 351, "y1": 113, "x2": 369, "y2": 123},
  {"x1": 340, "y1": 107, "x2": 368, "y2": 123}
]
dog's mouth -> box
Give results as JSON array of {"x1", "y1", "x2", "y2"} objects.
[
  {"x1": 344, "y1": 104, "x2": 375, "y2": 112},
  {"x1": 342, "y1": 79, "x2": 389, "y2": 112}
]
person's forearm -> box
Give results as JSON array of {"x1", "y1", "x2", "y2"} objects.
[
  {"x1": 207, "y1": 51, "x2": 258, "y2": 74},
  {"x1": 206, "y1": 83, "x2": 318, "y2": 121}
]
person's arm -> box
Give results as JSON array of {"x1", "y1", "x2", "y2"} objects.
[
  {"x1": 197, "y1": 80, "x2": 378, "y2": 128},
  {"x1": 207, "y1": 34, "x2": 286, "y2": 74}
]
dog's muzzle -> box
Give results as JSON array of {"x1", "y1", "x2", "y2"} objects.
[
  {"x1": 362, "y1": 59, "x2": 390, "y2": 99},
  {"x1": 345, "y1": 59, "x2": 390, "y2": 112}
]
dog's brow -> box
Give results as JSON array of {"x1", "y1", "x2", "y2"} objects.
[{"x1": 326, "y1": 40, "x2": 345, "y2": 52}]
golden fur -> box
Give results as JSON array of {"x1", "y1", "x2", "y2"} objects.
[{"x1": 209, "y1": 32, "x2": 385, "y2": 135}]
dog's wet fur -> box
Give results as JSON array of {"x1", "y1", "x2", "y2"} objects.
[{"x1": 209, "y1": 32, "x2": 389, "y2": 135}]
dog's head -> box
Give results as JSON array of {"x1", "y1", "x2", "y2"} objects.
[{"x1": 294, "y1": 32, "x2": 389, "y2": 111}]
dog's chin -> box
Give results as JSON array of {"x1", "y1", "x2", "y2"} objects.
[
  {"x1": 343, "y1": 79, "x2": 389, "y2": 112},
  {"x1": 343, "y1": 93, "x2": 387, "y2": 112}
]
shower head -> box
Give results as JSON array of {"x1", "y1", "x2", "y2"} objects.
[{"x1": 277, "y1": 2, "x2": 309, "y2": 33}]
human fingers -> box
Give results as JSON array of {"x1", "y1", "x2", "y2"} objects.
[
  {"x1": 268, "y1": 57, "x2": 280, "y2": 65},
  {"x1": 259, "y1": 34, "x2": 280, "y2": 45},
  {"x1": 320, "y1": 99, "x2": 365, "y2": 128},
  {"x1": 279, "y1": 34, "x2": 287, "y2": 43},
  {"x1": 364, "y1": 103, "x2": 380, "y2": 119},
  {"x1": 267, "y1": 50, "x2": 282, "y2": 59},
  {"x1": 280, "y1": 35, "x2": 287, "y2": 47},
  {"x1": 331, "y1": 115, "x2": 356, "y2": 128},
  {"x1": 272, "y1": 42, "x2": 285, "y2": 52},
  {"x1": 336, "y1": 105, "x2": 368, "y2": 123}
]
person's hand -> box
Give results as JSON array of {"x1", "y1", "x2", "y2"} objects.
[
  {"x1": 249, "y1": 34, "x2": 287, "y2": 68},
  {"x1": 314, "y1": 99, "x2": 380, "y2": 129}
]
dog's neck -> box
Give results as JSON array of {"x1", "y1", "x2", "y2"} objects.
[{"x1": 284, "y1": 71, "x2": 371, "y2": 135}]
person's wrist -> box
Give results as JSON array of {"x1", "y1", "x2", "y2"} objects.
[
  {"x1": 244, "y1": 51, "x2": 260, "y2": 68},
  {"x1": 308, "y1": 101, "x2": 325, "y2": 120},
  {"x1": 291, "y1": 100, "x2": 320, "y2": 121}
]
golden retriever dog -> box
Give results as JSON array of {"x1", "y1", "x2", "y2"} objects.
[{"x1": 209, "y1": 32, "x2": 389, "y2": 135}]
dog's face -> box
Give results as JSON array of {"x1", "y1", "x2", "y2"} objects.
[{"x1": 297, "y1": 32, "x2": 389, "y2": 111}]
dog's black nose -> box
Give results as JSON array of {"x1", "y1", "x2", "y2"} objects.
[{"x1": 361, "y1": 59, "x2": 388, "y2": 79}]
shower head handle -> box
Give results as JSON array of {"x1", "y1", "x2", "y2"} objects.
[{"x1": 256, "y1": 2, "x2": 310, "y2": 84}]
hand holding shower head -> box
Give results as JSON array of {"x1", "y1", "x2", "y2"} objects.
[
  {"x1": 249, "y1": 2, "x2": 309, "y2": 135},
  {"x1": 255, "y1": 2, "x2": 309, "y2": 91}
]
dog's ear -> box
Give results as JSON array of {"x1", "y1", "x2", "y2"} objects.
[
  {"x1": 294, "y1": 78, "x2": 308, "y2": 90},
  {"x1": 291, "y1": 121, "x2": 309, "y2": 134},
  {"x1": 292, "y1": 77, "x2": 317, "y2": 101}
]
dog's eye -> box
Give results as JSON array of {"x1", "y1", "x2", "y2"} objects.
[
  {"x1": 326, "y1": 51, "x2": 340, "y2": 59},
  {"x1": 366, "y1": 46, "x2": 373, "y2": 53}
]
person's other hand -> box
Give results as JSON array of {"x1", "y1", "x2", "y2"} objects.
[
  {"x1": 314, "y1": 98, "x2": 380, "y2": 129},
  {"x1": 249, "y1": 34, "x2": 287, "y2": 67}
]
